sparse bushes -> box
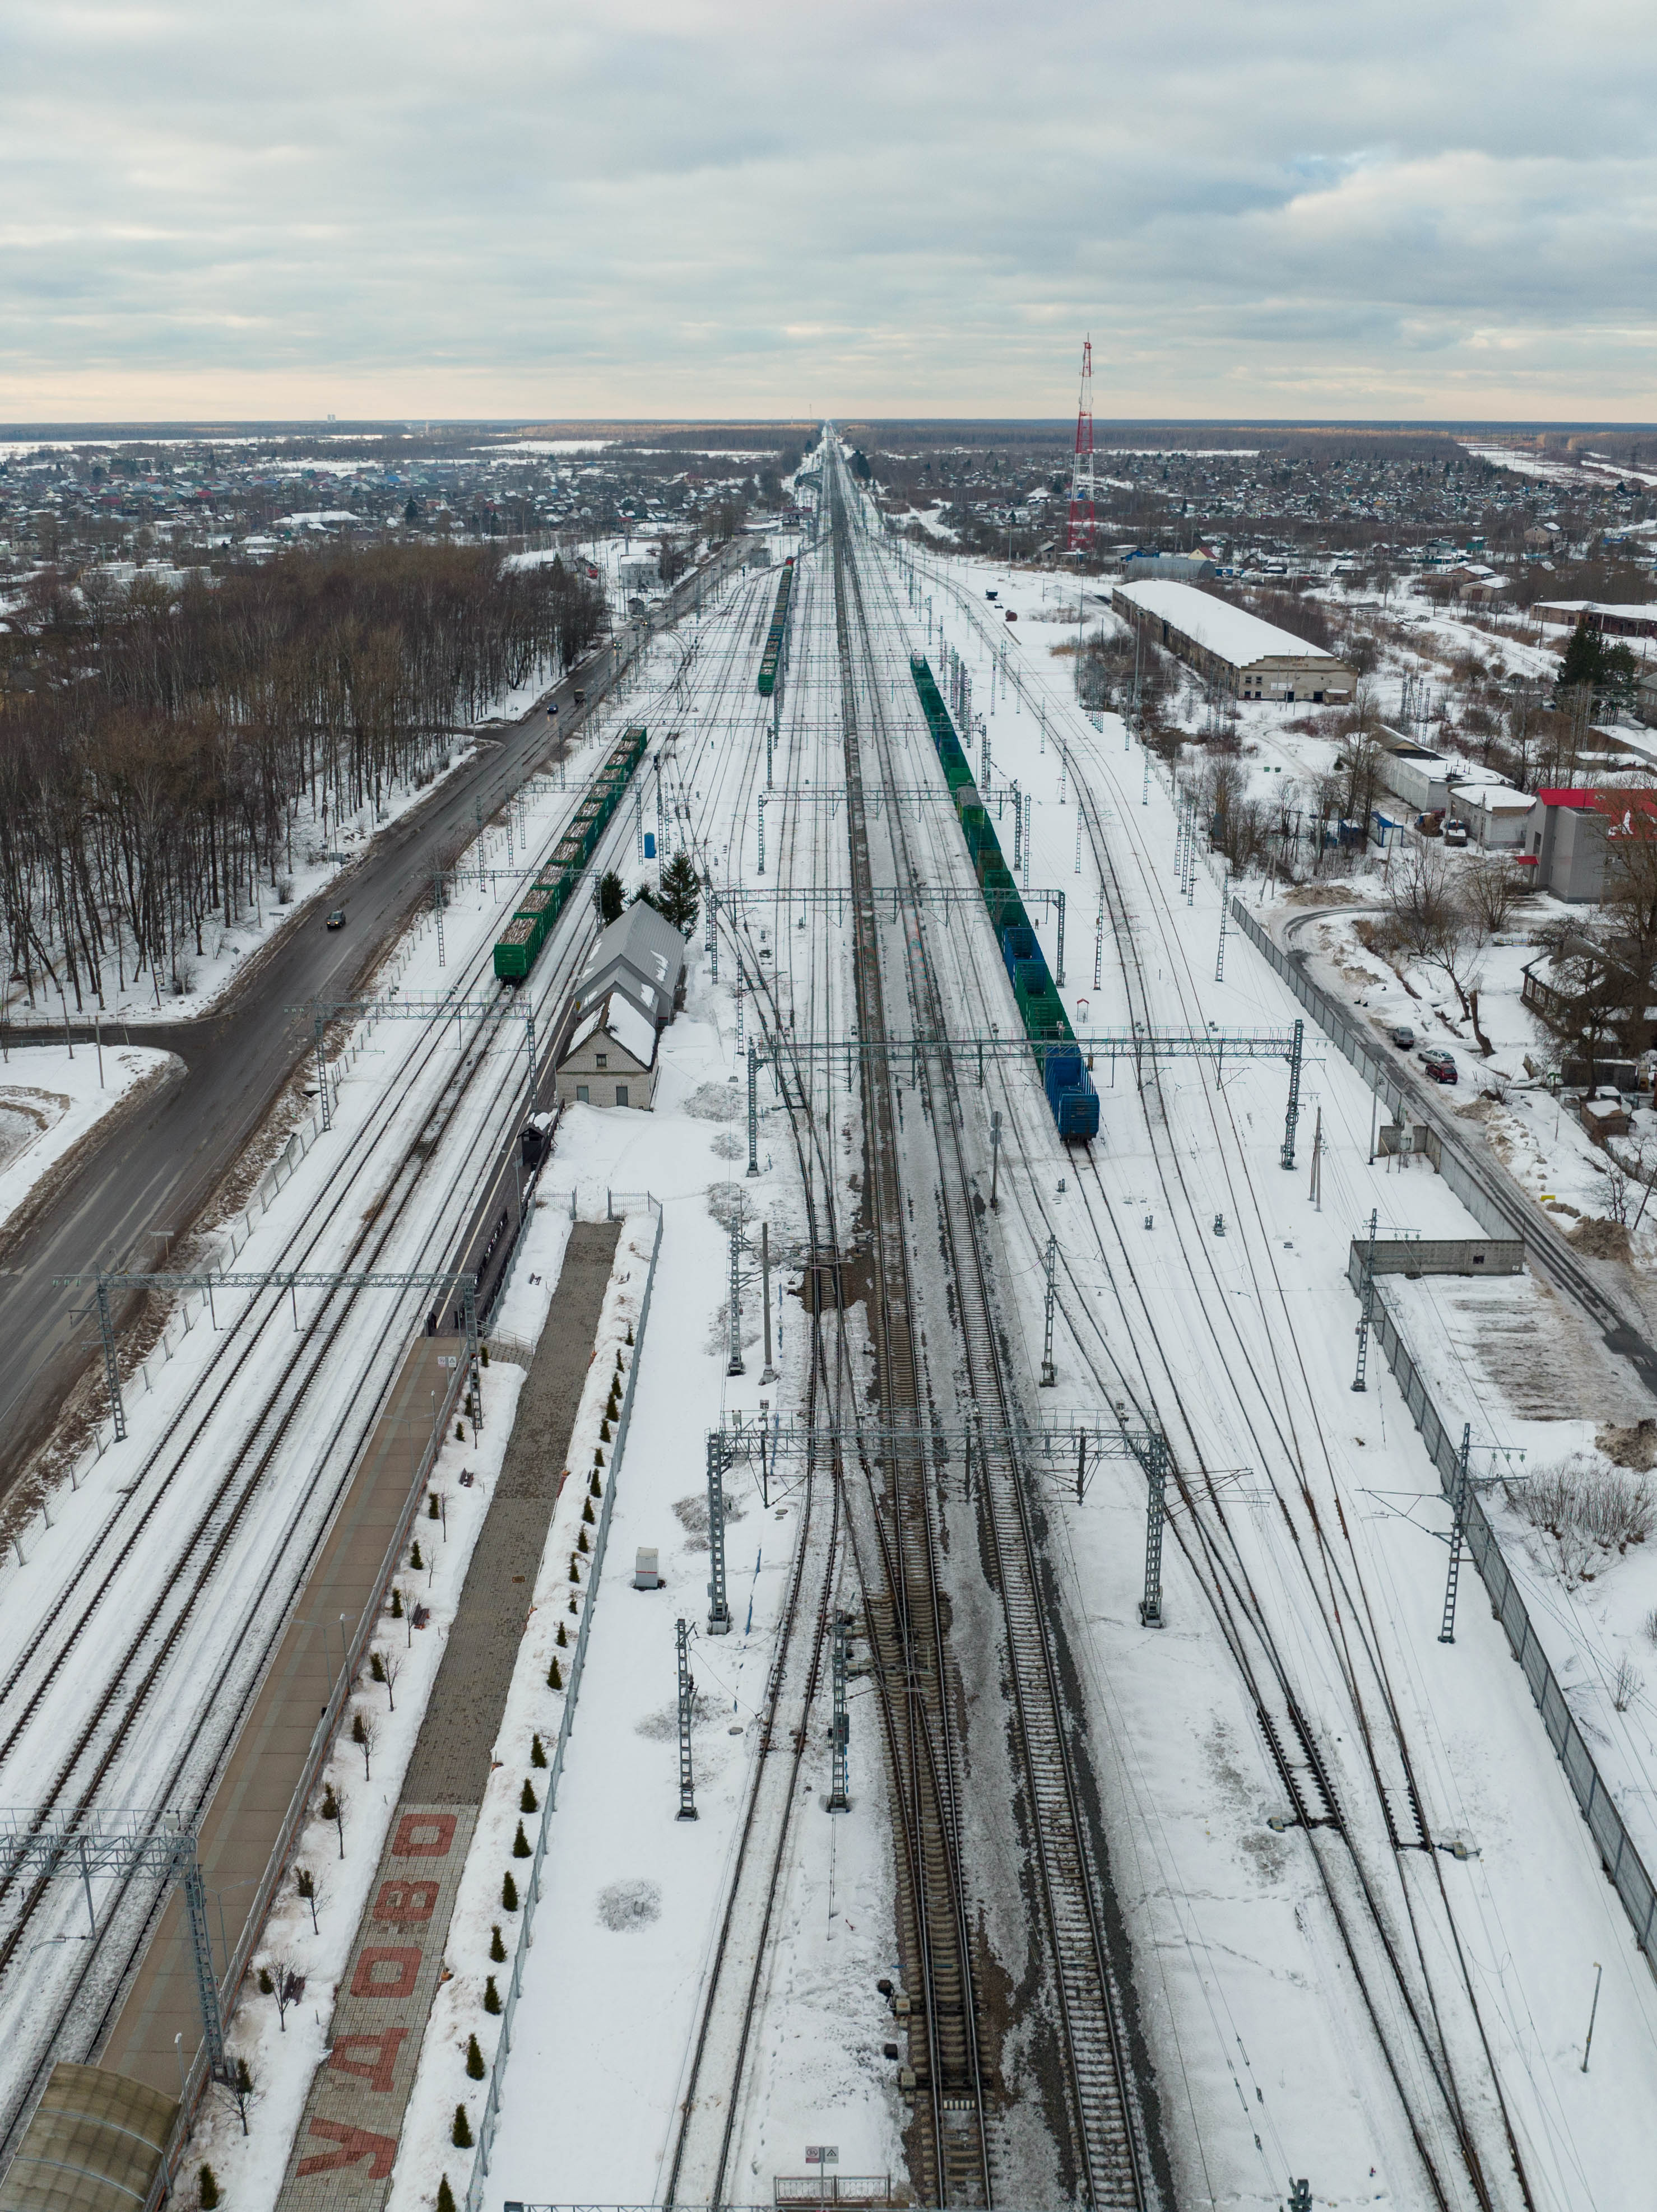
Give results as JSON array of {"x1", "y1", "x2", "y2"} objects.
[{"x1": 1515, "y1": 1453, "x2": 1654, "y2": 1584}]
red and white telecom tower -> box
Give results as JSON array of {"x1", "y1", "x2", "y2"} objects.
[{"x1": 1067, "y1": 335, "x2": 1096, "y2": 555}]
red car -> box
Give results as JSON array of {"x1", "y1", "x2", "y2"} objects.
[{"x1": 1419, "y1": 1048, "x2": 1457, "y2": 1084}]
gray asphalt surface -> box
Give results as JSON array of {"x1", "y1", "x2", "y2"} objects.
[{"x1": 0, "y1": 549, "x2": 741, "y2": 1497}]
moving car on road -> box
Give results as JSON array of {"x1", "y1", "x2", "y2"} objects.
[{"x1": 326, "y1": 909, "x2": 347, "y2": 930}]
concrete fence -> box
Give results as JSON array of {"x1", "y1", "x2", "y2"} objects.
[
  {"x1": 1345, "y1": 1237, "x2": 1524, "y2": 1284},
  {"x1": 1359, "y1": 1276, "x2": 1657, "y2": 1974}
]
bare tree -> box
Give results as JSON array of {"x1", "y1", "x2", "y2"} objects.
[{"x1": 1463, "y1": 856, "x2": 1520, "y2": 938}]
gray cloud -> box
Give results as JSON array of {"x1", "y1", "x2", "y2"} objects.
[{"x1": 2, "y1": 0, "x2": 1655, "y2": 417}]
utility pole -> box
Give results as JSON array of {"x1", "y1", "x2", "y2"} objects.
[
  {"x1": 676, "y1": 1620, "x2": 698, "y2": 1819},
  {"x1": 1308, "y1": 1107, "x2": 1323, "y2": 1210},
  {"x1": 827, "y1": 1613, "x2": 851, "y2": 1812},
  {"x1": 1215, "y1": 868, "x2": 1229, "y2": 982},
  {"x1": 760, "y1": 1220, "x2": 777, "y2": 1382},
  {"x1": 1040, "y1": 1234, "x2": 1058, "y2": 1387},
  {"x1": 1440, "y1": 1423, "x2": 1473, "y2": 1644},
  {"x1": 1139, "y1": 1432, "x2": 1169, "y2": 1628},
  {"x1": 1352, "y1": 1209, "x2": 1378, "y2": 1392},
  {"x1": 727, "y1": 1206, "x2": 745, "y2": 1376},
  {"x1": 1280, "y1": 1019, "x2": 1304, "y2": 1170},
  {"x1": 990, "y1": 1109, "x2": 1002, "y2": 1211},
  {"x1": 705, "y1": 1434, "x2": 732, "y2": 1635}
]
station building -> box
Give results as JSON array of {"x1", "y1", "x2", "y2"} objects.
[{"x1": 1110, "y1": 580, "x2": 1357, "y2": 705}]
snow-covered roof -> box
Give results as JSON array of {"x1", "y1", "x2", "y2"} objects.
[
  {"x1": 565, "y1": 988, "x2": 657, "y2": 1071},
  {"x1": 580, "y1": 902, "x2": 686, "y2": 995},
  {"x1": 1537, "y1": 600, "x2": 1657, "y2": 621},
  {"x1": 604, "y1": 992, "x2": 656, "y2": 1068},
  {"x1": 1454, "y1": 784, "x2": 1533, "y2": 813},
  {"x1": 1112, "y1": 580, "x2": 1339, "y2": 668}
]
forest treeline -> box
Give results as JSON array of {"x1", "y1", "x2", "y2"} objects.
[{"x1": 0, "y1": 544, "x2": 608, "y2": 1009}]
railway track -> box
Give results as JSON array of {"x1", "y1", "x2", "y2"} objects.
[
  {"x1": 834, "y1": 458, "x2": 1150, "y2": 2209},
  {"x1": 906, "y1": 552, "x2": 1540, "y2": 2208}
]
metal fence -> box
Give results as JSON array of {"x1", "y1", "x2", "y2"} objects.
[
  {"x1": 1233, "y1": 898, "x2": 1657, "y2": 1971},
  {"x1": 465, "y1": 1206, "x2": 665, "y2": 2212}
]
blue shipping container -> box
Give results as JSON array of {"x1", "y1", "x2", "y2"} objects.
[
  {"x1": 643, "y1": 832, "x2": 656, "y2": 858},
  {"x1": 1002, "y1": 925, "x2": 1038, "y2": 978},
  {"x1": 1055, "y1": 1082, "x2": 1101, "y2": 1140}
]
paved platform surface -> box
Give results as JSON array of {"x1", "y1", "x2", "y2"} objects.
[
  {"x1": 98, "y1": 1331, "x2": 459, "y2": 2095},
  {"x1": 274, "y1": 1221, "x2": 619, "y2": 2212}
]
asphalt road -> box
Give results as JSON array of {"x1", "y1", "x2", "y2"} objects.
[{"x1": 0, "y1": 546, "x2": 744, "y2": 1497}]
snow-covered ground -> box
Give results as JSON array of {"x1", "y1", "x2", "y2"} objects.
[
  {"x1": 898, "y1": 522, "x2": 1657, "y2": 2209},
  {"x1": 0, "y1": 591, "x2": 736, "y2": 2144},
  {"x1": 0, "y1": 1042, "x2": 178, "y2": 1239}
]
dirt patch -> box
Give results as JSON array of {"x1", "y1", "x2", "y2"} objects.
[
  {"x1": 1569, "y1": 1216, "x2": 1632, "y2": 1263},
  {"x1": 1599, "y1": 1419, "x2": 1657, "y2": 1473},
  {"x1": 1280, "y1": 882, "x2": 1362, "y2": 908}
]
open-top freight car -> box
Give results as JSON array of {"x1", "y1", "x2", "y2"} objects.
[
  {"x1": 493, "y1": 723, "x2": 649, "y2": 983},
  {"x1": 908, "y1": 657, "x2": 1098, "y2": 1140},
  {"x1": 756, "y1": 559, "x2": 796, "y2": 695}
]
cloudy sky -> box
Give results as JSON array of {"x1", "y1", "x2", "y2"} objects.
[{"x1": 4, "y1": 0, "x2": 1655, "y2": 423}]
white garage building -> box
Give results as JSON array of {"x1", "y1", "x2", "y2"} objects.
[{"x1": 1111, "y1": 580, "x2": 1357, "y2": 704}]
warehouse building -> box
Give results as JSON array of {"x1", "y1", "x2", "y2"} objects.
[
  {"x1": 1536, "y1": 600, "x2": 1657, "y2": 643},
  {"x1": 1111, "y1": 580, "x2": 1357, "y2": 703}
]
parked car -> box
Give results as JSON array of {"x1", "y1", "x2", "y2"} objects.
[
  {"x1": 1444, "y1": 820, "x2": 1469, "y2": 848},
  {"x1": 325, "y1": 909, "x2": 346, "y2": 930},
  {"x1": 1389, "y1": 1024, "x2": 1415, "y2": 1049},
  {"x1": 1419, "y1": 1048, "x2": 1458, "y2": 1083}
]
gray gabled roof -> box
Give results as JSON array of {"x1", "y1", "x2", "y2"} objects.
[{"x1": 581, "y1": 901, "x2": 686, "y2": 996}]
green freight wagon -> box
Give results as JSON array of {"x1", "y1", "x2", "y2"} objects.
[
  {"x1": 493, "y1": 723, "x2": 650, "y2": 983},
  {"x1": 756, "y1": 564, "x2": 796, "y2": 696}
]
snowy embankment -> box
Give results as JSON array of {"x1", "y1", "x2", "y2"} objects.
[{"x1": 0, "y1": 1042, "x2": 178, "y2": 1243}]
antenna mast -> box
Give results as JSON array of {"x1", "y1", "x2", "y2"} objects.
[{"x1": 1067, "y1": 336, "x2": 1096, "y2": 555}]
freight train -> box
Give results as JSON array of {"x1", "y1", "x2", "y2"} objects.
[
  {"x1": 493, "y1": 724, "x2": 649, "y2": 983},
  {"x1": 756, "y1": 559, "x2": 796, "y2": 695},
  {"x1": 909, "y1": 657, "x2": 1099, "y2": 1140}
]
